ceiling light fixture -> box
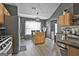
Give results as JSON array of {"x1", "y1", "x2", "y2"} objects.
[
  {"x1": 32, "y1": 4, "x2": 40, "y2": 21},
  {"x1": 35, "y1": 11, "x2": 40, "y2": 21}
]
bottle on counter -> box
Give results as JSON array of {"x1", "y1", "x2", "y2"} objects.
[
  {"x1": 72, "y1": 29, "x2": 76, "y2": 35},
  {"x1": 63, "y1": 9, "x2": 68, "y2": 15}
]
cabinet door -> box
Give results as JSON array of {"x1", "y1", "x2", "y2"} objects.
[
  {"x1": 0, "y1": 4, "x2": 4, "y2": 25},
  {"x1": 0, "y1": 15, "x2": 4, "y2": 25},
  {"x1": 65, "y1": 13, "x2": 73, "y2": 26},
  {"x1": 4, "y1": 7, "x2": 11, "y2": 16},
  {"x1": 0, "y1": 4, "x2": 4, "y2": 15},
  {"x1": 34, "y1": 33, "x2": 40, "y2": 44},
  {"x1": 42, "y1": 33, "x2": 45, "y2": 43},
  {"x1": 68, "y1": 46, "x2": 79, "y2": 56},
  {"x1": 40, "y1": 34, "x2": 44, "y2": 43},
  {"x1": 37, "y1": 36, "x2": 41, "y2": 43},
  {"x1": 58, "y1": 15, "x2": 65, "y2": 27}
]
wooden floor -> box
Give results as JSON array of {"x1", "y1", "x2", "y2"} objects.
[{"x1": 15, "y1": 38, "x2": 61, "y2": 56}]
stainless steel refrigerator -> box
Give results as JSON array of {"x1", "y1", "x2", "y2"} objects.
[{"x1": 5, "y1": 16, "x2": 19, "y2": 54}]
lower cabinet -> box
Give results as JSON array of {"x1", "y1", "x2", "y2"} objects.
[{"x1": 68, "y1": 46, "x2": 79, "y2": 56}]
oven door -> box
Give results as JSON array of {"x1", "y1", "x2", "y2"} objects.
[
  {"x1": 57, "y1": 42, "x2": 66, "y2": 49},
  {"x1": 57, "y1": 41, "x2": 68, "y2": 56}
]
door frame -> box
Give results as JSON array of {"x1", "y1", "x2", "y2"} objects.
[
  {"x1": 50, "y1": 20, "x2": 57, "y2": 39},
  {"x1": 18, "y1": 16, "x2": 21, "y2": 51}
]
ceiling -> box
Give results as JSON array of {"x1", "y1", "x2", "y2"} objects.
[{"x1": 7, "y1": 3, "x2": 60, "y2": 20}]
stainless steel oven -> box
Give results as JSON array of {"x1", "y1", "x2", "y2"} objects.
[
  {"x1": 57, "y1": 41, "x2": 68, "y2": 56},
  {"x1": 57, "y1": 41, "x2": 66, "y2": 50}
]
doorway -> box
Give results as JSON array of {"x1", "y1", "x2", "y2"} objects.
[{"x1": 50, "y1": 20, "x2": 57, "y2": 40}]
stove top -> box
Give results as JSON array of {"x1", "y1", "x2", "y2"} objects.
[{"x1": 0, "y1": 36, "x2": 11, "y2": 43}]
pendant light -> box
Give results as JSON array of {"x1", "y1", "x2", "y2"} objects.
[
  {"x1": 36, "y1": 11, "x2": 40, "y2": 21},
  {"x1": 32, "y1": 4, "x2": 40, "y2": 21}
]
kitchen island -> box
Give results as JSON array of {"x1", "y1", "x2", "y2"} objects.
[{"x1": 33, "y1": 32, "x2": 45, "y2": 45}]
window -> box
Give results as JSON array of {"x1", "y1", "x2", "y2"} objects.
[{"x1": 25, "y1": 21, "x2": 41, "y2": 35}]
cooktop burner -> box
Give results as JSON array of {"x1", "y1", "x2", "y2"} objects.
[{"x1": 0, "y1": 36, "x2": 10, "y2": 43}]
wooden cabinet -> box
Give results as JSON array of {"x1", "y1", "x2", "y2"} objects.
[
  {"x1": 33, "y1": 32, "x2": 45, "y2": 44},
  {"x1": 58, "y1": 12, "x2": 73, "y2": 27},
  {"x1": 0, "y1": 4, "x2": 4, "y2": 15},
  {"x1": 4, "y1": 7, "x2": 11, "y2": 16},
  {"x1": 0, "y1": 3, "x2": 10, "y2": 26},
  {"x1": 68, "y1": 46, "x2": 79, "y2": 56},
  {"x1": 0, "y1": 15, "x2": 4, "y2": 26},
  {"x1": 65, "y1": 13, "x2": 73, "y2": 26},
  {"x1": 0, "y1": 4, "x2": 4, "y2": 26},
  {"x1": 58, "y1": 15, "x2": 65, "y2": 26}
]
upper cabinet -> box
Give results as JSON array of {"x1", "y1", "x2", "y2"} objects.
[
  {"x1": 0, "y1": 3, "x2": 11, "y2": 26},
  {"x1": 4, "y1": 6, "x2": 11, "y2": 16},
  {"x1": 3, "y1": 4, "x2": 17, "y2": 16},
  {"x1": 58, "y1": 12, "x2": 73, "y2": 27},
  {"x1": 56, "y1": 3, "x2": 79, "y2": 27},
  {"x1": 65, "y1": 12, "x2": 73, "y2": 26},
  {"x1": 0, "y1": 4, "x2": 4, "y2": 26},
  {"x1": 58, "y1": 15, "x2": 65, "y2": 26},
  {"x1": 0, "y1": 3, "x2": 11, "y2": 16},
  {"x1": 0, "y1": 4, "x2": 4, "y2": 15}
]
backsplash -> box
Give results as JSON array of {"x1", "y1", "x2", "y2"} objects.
[{"x1": 61, "y1": 25, "x2": 79, "y2": 35}]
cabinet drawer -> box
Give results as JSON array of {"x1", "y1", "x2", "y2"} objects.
[{"x1": 68, "y1": 46, "x2": 79, "y2": 56}]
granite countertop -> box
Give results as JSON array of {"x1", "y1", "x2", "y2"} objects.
[
  {"x1": 57, "y1": 39, "x2": 79, "y2": 49},
  {"x1": 56, "y1": 33, "x2": 79, "y2": 49},
  {"x1": 67, "y1": 34, "x2": 79, "y2": 39}
]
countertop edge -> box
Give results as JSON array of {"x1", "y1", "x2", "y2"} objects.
[{"x1": 57, "y1": 40, "x2": 79, "y2": 49}]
